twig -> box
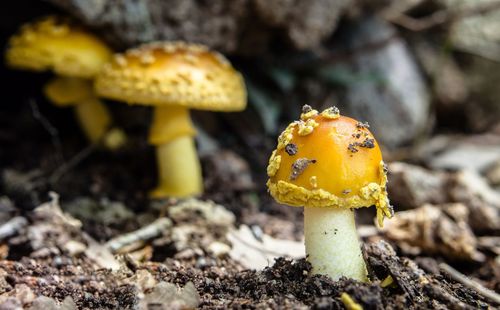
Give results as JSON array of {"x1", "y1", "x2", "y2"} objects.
[
  {"x1": 0, "y1": 216, "x2": 28, "y2": 240},
  {"x1": 48, "y1": 143, "x2": 96, "y2": 185},
  {"x1": 28, "y1": 99, "x2": 64, "y2": 163},
  {"x1": 105, "y1": 218, "x2": 172, "y2": 253},
  {"x1": 382, "y1": 1, "x2": 500, "y2": 32},
  {"x1": 439, "y1": 262, "x2": 500, "y2": 305}
]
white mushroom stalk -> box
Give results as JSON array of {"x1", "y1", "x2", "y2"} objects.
[{"x1": 304, "y1": 207, "x2": 367, "y2": 281}]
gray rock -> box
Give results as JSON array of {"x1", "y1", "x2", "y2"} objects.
[
  {"x1": 430, "y1": 144, "x2": 500, "y2": 172},
  {"x1": 0, "y1": 298, "x2": 22, "y2": 310},
  {"x1": 46, "y1": 0, "x2": 352, "y2": 53},
  {"x1": 462, "y1": 56, "x2": 500, "y2": 131},
  {"x1": 29, "y1": 296, "x2": 58, "y2": 310},
  {"x1": 0, "y1": 217, "x2": 28, "y2": 240},
  {"x1": 416, "y1": 134, "x2": 500, "y2": 173},
  {"x1": 387, "y1": 162, "x2": 449, "y2": 209},
  {"x1": 138, "y1": 281, "x2": 200, "y2": 309},
  {"x1": 60, "y1": 296, "x2": 78, "y2": 310},
  {"x1": 441, "y1": 0, "x2": 500, "y2": 62},
  {"x1": 0, "y1": 276, "x2": 12, "y2": 295},
  {"x1": 29, "y1": 296, "x2": 77, "y2": 310},
  {"x1": 332, "y1": 16, "x2": 430, "y2": 147}
]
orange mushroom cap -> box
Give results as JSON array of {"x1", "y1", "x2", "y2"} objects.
[{"x1": 266, "y1": 106, "x2": 392, "y2": 226}]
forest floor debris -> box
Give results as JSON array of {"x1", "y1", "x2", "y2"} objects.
[{"x1": 0, "y1": 195, "x2": 498, "y2": 308}]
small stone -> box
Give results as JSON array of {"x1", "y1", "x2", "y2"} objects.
[
  {"x1": 29, "y1": 296, "x2": 58, "y2": 310},
  {"x1": 300, "y1": 105, "x2": 319, "y2": 120},
  {"x1": 0, "y1": 297, "x2": 22, "y2": 310},
  {"x1": 348, "y1": 143, "x2": 359, "y2": 153},
  {"x1": 0, "y1": 275, "x2": 11, "y2": 295},
  {"x1": 139, "y1": 281, "x2": 200, "y2": 309},
  {"x1": 356, "y1": 121, "x2": 370, "y2": 129},
  {"x1": 285, "y1": 143, "x2": 298, "y2": 156},
  {"x1": 60, "y1": 297, "x2": 77, "y2": 310},
  {"x1": 207, "y1": 241, "x2": 231, "y2": 257},
  {"x1": 63, "y1": 240, "x2": 86, "y2": 256},
  {"x1": 486, "y1": 160, "x2": 500, "y2": 186},
  {"x1": 14, "y1": 284, "x2": 35, "y2": 305},
  {"x1": 360, "y1": 138, "x2": 375, "y2": 149},
  {"x1": 134, "y1": 269, "x2": 157, "y2": 292},
  {"x1": 302, "y1": 105, "x2": 313, "y2": 114}
]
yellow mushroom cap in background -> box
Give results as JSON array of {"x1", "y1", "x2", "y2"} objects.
[
  {"x1": 95, "y1": 41, "x2": 247, "y2": 111},
  {"x1": 44, "y1": 77, "x2": 94, "y2": 106},
  {"x1": 5, "y1": 16, "x2": 112, "y2": 78},
  {"x1": 266, "y1": 106, "x2": 392, "y2": 226}
]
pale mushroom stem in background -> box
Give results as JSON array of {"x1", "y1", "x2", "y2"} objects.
[
  {"x1": 304, "y1": 206, "x2": 368, "y2": 281},
  {"x1": 148, "y1": 105, "x2": 201, "y2": 198},
  {"x1": 44, "y1": 77, "x2": 124, "y2": 149},
  {"x1": 74, "y1": 95, "x2": 112, "y2": 144}
]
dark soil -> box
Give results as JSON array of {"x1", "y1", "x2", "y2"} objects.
[{"x1": 0, "y1": 242, "x2": 492, "y2": 309}]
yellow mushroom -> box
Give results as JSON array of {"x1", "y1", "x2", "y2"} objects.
[
  {"x1": 95, "y1": 41, "x2": 247, "y2": 198},
  {"x1": 5, "y1": 16, "x2": 124, "y2": 148},
  {"x1": 266, "y1": 105, "x2": 392, "y2": 282}
]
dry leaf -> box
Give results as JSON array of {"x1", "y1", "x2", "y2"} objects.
[{"x1": 227, "y1": 225, "x2": 304, "y2": 270}]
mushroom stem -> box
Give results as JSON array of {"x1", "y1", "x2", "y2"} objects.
[
  {"x1": 74, "y1": 95, "x2": 112, "y2": 144},
  {"x1": 148, "y1": 105, "x2": 201, "y2": 198},
  {"x1": 304, "y1": 206, "x2": 368, "y2": 282},
  {"x1": 44, "y1": 77, "x2": 120, "y2": 147}
]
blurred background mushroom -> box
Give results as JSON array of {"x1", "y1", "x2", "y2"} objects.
[
  {"x1": 95, "y1": 42, "x2": 246, "y2": 198},
  {"x1": 4, "y1": 16, "x2": 126, "y2": 149}
]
